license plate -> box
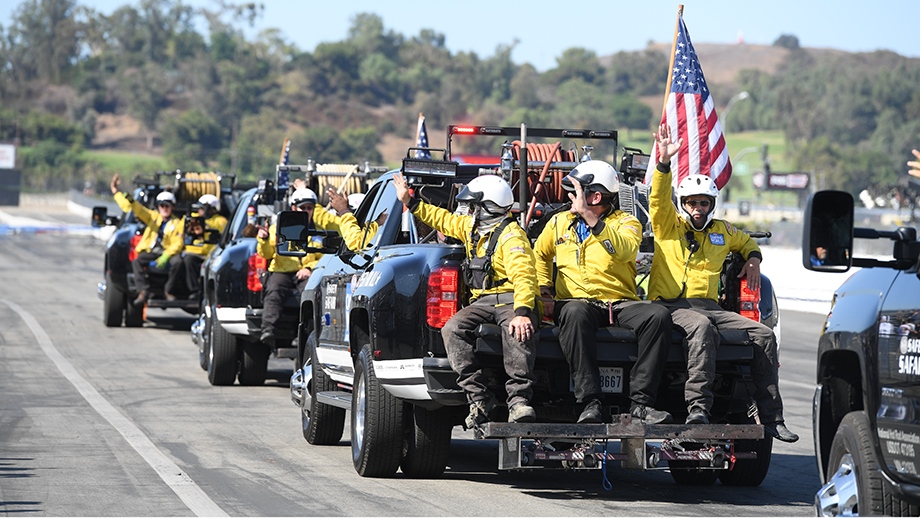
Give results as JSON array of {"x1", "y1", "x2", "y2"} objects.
[
  {"x1": 571, "y1": 367, "x2": 624, "y2": 394},
  {"x1": 599, "y1": 367, "x2": 623, "y2": 393}
]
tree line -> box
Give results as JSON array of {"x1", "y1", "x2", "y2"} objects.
[{"x1": 1, "y1": 0, "x2": 918, "y2": 198}]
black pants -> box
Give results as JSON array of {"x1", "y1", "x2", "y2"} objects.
[
  {"x1": 132, "y1": 251, "x2": 183, "y2": 295},
  {"x1": 262, "y1": 272, "x2": 307, "y2": 336},
  {"x1": 182, "y1": 253, "x2": 206, "y2": 293},
  {"x1": 555, "y1": 299, "x2": 672, "y2": 407}
]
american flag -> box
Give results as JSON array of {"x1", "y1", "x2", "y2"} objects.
[
  {"x1": 644, "y1": 14, "x2": 732, "y2": 190},
  {"x1": 415, "y1": 113, "x2": 431, "y2": 159},
  {"x1": 277, "y1": 138, "x2": 291, "y2": 190}
]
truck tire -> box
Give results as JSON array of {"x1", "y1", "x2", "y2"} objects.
[
  {"x1": 816, "y1": 411, "x2": 884, "y2": 516},
  {"x1": 207, "y1": 309, "x2": 240, "y2": 386},
  {"x1": 238, "y1": 341, "x2": 269, "y2": 386},
  {"x1": 103, "y1": 284, "x2": 125, "y2": 327},
  {"x1": 885, "y1": 491, "x2": 920, "y2": 517},
  {"x1": 352, "y1": 343, "x2": 403, "y2": 478},
  {"x1": 303, "y1": 349, "x2": 345, "y2": 445},
  {"x1": 668, "y1": 460, "x2": 721, "y2": 485},
  {"x1": 124, "y1": 297, "x2": 144, "y2": 327},
  {"x1": 719, "y1": 435, "x2": 773, "y2": 486},
  {"x1": 400, "y1": 406, "x2": 452, "y2": 479}
]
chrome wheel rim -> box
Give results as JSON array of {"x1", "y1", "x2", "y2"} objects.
[
  {"x1": 816, "y1": 453, "x2": 859, "y2": 516},
  {"x1": 352, "y1": 370, "x2": 366, "y2": 460}
]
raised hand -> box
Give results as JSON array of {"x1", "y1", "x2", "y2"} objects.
[{"x1": 654, "y1": 123, "x2": 683, "y2": 164}]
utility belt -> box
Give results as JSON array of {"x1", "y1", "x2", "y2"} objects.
[
  {"x1": 558, "y1": 298, "x2": 625, "y2": 325},
  {"x1": 470, "y1": 291, "x2": 516, "y2": 307}
]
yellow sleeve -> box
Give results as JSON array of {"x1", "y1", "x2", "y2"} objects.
[
  {"x1": 496, "y1": 226, "x2": 539, "y2": 312},
  {"x1": 533, "y1": 215, "x2": 558, "y2": 287},
  {"x1": 650, "y1": 164, "x2": 680, "y2": 242},
  {"x1": 114, "y1": 191, "x2": 157, "y2": 226},
  {"x1": 336, "y1": 213, "x2": 369, "y2": 251},
  {"x1": 412, "y1": 201, "x2": 471, "y2": 242},
  {"x1": 207, "y1": 215, "x2": 228, "y2": 233},
  {"x1": 257, "y1": 224, "x2": 276, "y2": 261},
  {"x1": 592, "y1": 212, "x2": 641, "y2": 262},
  {"x1": 313, "y1": 206, "x2": 339, "y2": 232},
  {"x1": 727, "y1": 221, "x2": 761, "y2": 262},
  {"x1": 162, "y1": 217, "x2": 184, "y2": 257}
]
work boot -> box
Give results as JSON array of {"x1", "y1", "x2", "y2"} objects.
[
  {"x1": 686, "y1": 407, "x2": 710, "y2": 425},
  {"x1": 630, "y1": 404, "x2": 674, "y2": 424},
  {"x1": 260, "y1": 331, "x2": 275, "y2": 347},
  {"x1": 577, "y1": 398, "x2": 604, "y2": 424},
  {"x1": 764, "y1": 421, "x2": 799, "y2": 443},
  {"x1": 464, "y1": 395, "x2": 496, "y2": 429},
  {"x1": 133, "y1": 290, "x2": 148, "y2": 307},
  {"x1": 508, "y1": 403, "x2": 536, "y2": 423}
]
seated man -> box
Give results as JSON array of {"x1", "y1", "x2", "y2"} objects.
[
  {"x1": 394, "y1": 172, "x2": 540, "y2": 426},
  {"x1": 648, "y1": 123, "x2": 798, "y2": 442},
  {"x1": 256, "y1": 188, "x2": 323, "y2": 346},
  {"x1": 533, "y1": 161, "x2": 674, "y2": 424},
  {"x1": 110, "y1": 174, "x2": 183, "y2": 305},
  {"x1": 180, "y1": 194, "x2": 228, "y2": 298}
]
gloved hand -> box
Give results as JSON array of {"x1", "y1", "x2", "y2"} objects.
[{"x1": 155, "y1": 254, "x2": 171, "y2": 268}]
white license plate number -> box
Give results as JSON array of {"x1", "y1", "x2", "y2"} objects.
[{"x1": 599, "y1": 367, "x2": 623, "y2": 393}]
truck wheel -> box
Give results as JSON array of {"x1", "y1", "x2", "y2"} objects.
[
  {"x1": 124, "y1": 297, "x2": 145, "y2": 327},
  {"x1": 668, "y1": 460, "x2": 720, "y2": 485},
  {"x1": 352, "y1": 343, "x2": 403, "y2": 477},
  {"x1": 207, "y1": 309, "x2": 240, "y2": 386},
  {"x1": 303, "y1": 348, "x2": 345, "y2": 445},
  {"x1": 816, "y1": 411, "x2": 884, "y2": 516},
  {"x1": 103, "y1": 284, "x2": 125, "y2": 327},
  {"x1": 719, "y1": 436, "x2": 773, "y2": 486},
  {"x1": 400, "y1": 405, "x2": 452, "y2": 479},
  {"x1": 238, "y1": 341, "x2": 269, "y2": 386}
]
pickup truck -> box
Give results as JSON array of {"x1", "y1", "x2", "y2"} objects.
[
  {"x1": 286, "y1": 125, "x2": 780, "y2": 483},
  {"x1": 91, "y1": 170, "x2": 237, "y2": 327},
  {"x1": 805, "y1": 190, "x2": 920, "y2": 516},
  {"x1": 192, "y1": 162, "x2": 378, "y2": 386}
]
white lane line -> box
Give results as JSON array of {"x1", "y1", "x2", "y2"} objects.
[{"x1": 1, "y1": 299, "x2": 228, "y2": 517}]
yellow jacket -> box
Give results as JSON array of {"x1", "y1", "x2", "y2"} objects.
[
  {"x1": 412, "y1": 200, "x2": 538, "y2": 316},
  {"x1": 114, "y1": 192, "x2": 183, "y2": 256},
  {"x1": 534, "y1": 209, "x2": 642, "y2": 302},
  {"x1": 257, "y1": 223, "x2": 322, "y2": 273},
  {"x1": 314, "y1": 206, "x2": 378, "y2": 251},
  {"x1": 648, "y1": 163, "x2": 762, "y2": 301},
  {"x1": 183, "y1": 214, "x2": 228, "y2": 256}
]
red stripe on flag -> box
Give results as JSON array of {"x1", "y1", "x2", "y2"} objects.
[{"x1": 674, "y1": 94, "x2": 689, "y2": 184}]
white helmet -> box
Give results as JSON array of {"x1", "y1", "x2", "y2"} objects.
[
  {"x1": 347, "y1": 193, "x2": 365, "y2": 212},
  {"x1": 456, "y1": 175, "x2": 514, "y2": 215},
  {"x1": 291, "y1": 188, "x2": 317, "y2": 207},
  {"x1": 156, "y1": 191, "x2": 176, "y2": 206},
  {"x1": 198, "y1": 194, "x2": 220, "y2": 211},
  {"x1": 562, "y1": 160, "x2": 620, "y2": 196},
  {"x1": 676, "y1": 174, "x2": 719, "y2": 231}
]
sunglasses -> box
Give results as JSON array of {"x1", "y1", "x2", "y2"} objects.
[
  {"x1": 158, "y1": 203, "x2": 173, "y2": 208},
  {"x1": 684, "y1": 199, "x2": 711, "y2": 208}
]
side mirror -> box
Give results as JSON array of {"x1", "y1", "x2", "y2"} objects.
[
  {"x1": 276, "y1": 210, "x2": 342, "y2": 256},
  {"x1": 91, "y1": 206, "x2": 117, "y2": 228},
  {"x1": 802, "y1": 190, "x2": 854, "y2": 272}
]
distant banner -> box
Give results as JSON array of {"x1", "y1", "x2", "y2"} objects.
[
  {"x1": 0, "y1": 144, "x2": 15, "y2": 169},
  {"x1": 767, "y1": 172, "x2": 810, "y2": 190}
]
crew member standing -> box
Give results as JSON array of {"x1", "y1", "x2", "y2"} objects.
[
  {"x1": 394, "y1": 172, "x2": 540, "y2": 426},
  {"x1": 110, "y1": 174, "x2": 184, "y2": 306},
  {"x1": 256, "y1": 188, "x2": 323, "y2": 347},
  {"x1": 533, "y1": 161, "x2": 674, "y2": 424},
  {"x1": 648, "y1": 123, "x2": 797, "y2": 442}
]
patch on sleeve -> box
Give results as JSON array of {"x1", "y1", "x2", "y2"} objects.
[
  {"x1": 621, "y1": 223, "x2": 640, "y2": 236},
  {"x1": 602, "y1": 239, "x2": 616, "y2": 254},
  {"x1": 509, "y1": 246, "x2": 524, "y2": 253},
  {"x1": 724, "y1": 221, "x2": 736, "y2": 235},
  {"x1": 709, "y1": 233, "x2": 725, "y2": 246}
]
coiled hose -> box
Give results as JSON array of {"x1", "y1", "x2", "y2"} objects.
[
  {"x1": 511, "y1": 142, "x2": 576, "y2": 227},
  {"x1": 314, "y1": 164, "x2": 366, "y2": 205},
  {"x1": 176, "y1": 172, "x2": 220, "y2": 202}
]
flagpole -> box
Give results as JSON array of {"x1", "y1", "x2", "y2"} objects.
[
  {"x1": 660, "y1": 5, "x2": 684, "y2": 119},
  {"x1": 415, "y1": 113, "x2": 423, "y2": 145}
]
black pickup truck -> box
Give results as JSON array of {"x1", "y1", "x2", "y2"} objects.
[
  {"x1": 286, "y1": 125, "x2": 779, "y2": 483},
  {"x1": 805, "y1": 190, "x2": 920, "y2": 516},
  {"x1": 91, "y1": 171, "x2": 237, "y2": 327}
]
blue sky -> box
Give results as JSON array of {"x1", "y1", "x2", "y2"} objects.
[{"x1": 2, "y1": 0, "x2": 918, "y2": 71}]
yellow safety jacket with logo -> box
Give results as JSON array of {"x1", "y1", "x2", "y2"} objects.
[
  {"x1": 257, "y1": 223, "x2": 323, "y2": 273},
  {"x1": 534, "y1": 209, "x2": 643, "y2": 302},
  {"x1": 183, "y1": 214, "x2": 228, "y2": 256},
  {"x1": 648, "y1": 162, "x2": 762, "y2": 301},
  {"x1": 410, "y1": 199, "x2": 539, "y2": 316},
  {"x1": 114, "y1": 191, "x2": 183, "y2": 256},
  {"x1": 313, "y1": 206, "x2": 377, "y2": 251}
]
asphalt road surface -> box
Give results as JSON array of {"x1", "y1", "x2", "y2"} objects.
[{"x1": 0, "y1": 209, "x2": 821, "y2": 516}]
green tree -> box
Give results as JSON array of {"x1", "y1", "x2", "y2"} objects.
[
  {"x1": 161, "y1": 108, "x2": 227, "y2": 167},
  {"x1": 121, "y1": 63, "x2": 168, "y2": 149}
]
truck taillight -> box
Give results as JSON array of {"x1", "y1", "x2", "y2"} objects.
[
  {"x1": 248, "y1": 253, "x2": 266, "y2": 291},
  {"x1": 128, "y1": 235, "x2": 141, "y2": 262},
  {"x1": 427, "y1": 266, "x2": 459, "y2": 328},
  {"x1": 739, "y1": 279, "x2": 760, "y2": 322}
]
